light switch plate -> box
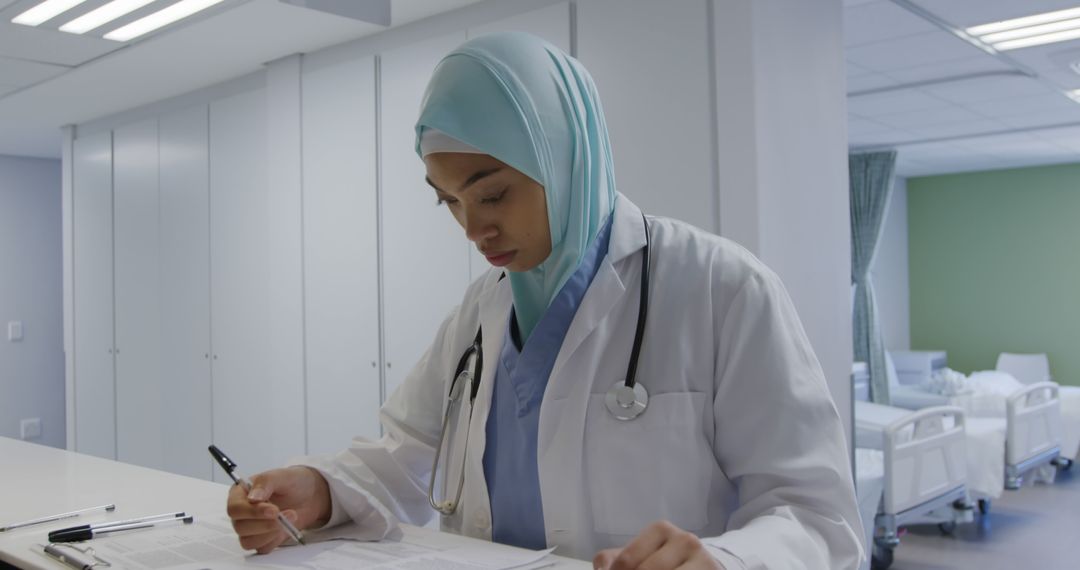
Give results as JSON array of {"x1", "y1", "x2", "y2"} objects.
[
  {"x1": 8, "y1": 321, "x2": 22, "y2": 342},
  {"x1": 20, "y1": 418, "x2": 41, "y2": 440}
]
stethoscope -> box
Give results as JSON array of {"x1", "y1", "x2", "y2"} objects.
[{"x1": 429, "y1": 214, "x2": 652, "y2": 516}]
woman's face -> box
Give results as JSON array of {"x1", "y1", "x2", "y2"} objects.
[{"x1": 424, "y1": 152, "x2": 551, "y2": 272}]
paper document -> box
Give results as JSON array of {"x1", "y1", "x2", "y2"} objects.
[{"x1": 57, "y1": 516, "x2": 559, "y2": 570}]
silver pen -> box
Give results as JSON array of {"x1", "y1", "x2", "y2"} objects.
[
  {"x1": 1, "y1": 504, "x2": 116, "y2": 532},
  {"x1": 208, "y1": 444, "x2": 305, "y2": 545}
]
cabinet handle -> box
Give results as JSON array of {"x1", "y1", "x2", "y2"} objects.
[
  {"x1": 387, "y1": 362, "x2": 392, "y2": 369},
  {"x1": 108, "y1": 348, "x2": 113, "y2": 354},
  {"x1": 371, "y1": 361, "x2": 377, "y2": 368},
  {"x1": 205, "y1": 353, "x2": 210, "y2": 359},
  {"x1": 213, "y1": 355, "x2": 219, "y2": 360}
]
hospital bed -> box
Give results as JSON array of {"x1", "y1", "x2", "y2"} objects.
[
  {"x1": 888, "y1": 351, "x2": 1062, "y2": 490},
  {"x1": 853, "y1": 398, "x2": 971, "y2": 570}
]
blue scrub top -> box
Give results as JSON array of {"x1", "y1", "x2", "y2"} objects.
[{"x1": 482, "y1": 214, "x2": 614, "y2": 550}]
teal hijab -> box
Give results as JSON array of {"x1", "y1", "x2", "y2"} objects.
[{"x1": 414, "y1": 32, "x2": 617, "y2": 341}]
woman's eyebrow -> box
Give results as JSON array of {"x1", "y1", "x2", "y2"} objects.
[{"x1": 425, "y1": 167, "x2": 503, "y2": 194}]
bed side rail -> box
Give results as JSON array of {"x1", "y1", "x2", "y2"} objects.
[
  {"x1": 1006, "y1": 381, "x2": 1061, "y2": 466},
  {"x1": 883, "y1": 406, "x2": 967, "y2": 515}
]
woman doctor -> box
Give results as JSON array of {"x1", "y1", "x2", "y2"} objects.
[{"x1": 226, "y1": 32, "x2": 863, "y2": 569}]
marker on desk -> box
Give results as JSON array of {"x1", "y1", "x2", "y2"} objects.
[
  {"x1": 48, "y1": 512, "x2": 187, "y2": 543},
  {"x1": 0, "y1": 504, "x2": 116, "y2": 532},
  {"x1": 49, "y1": 515, "x2": 194, "y2": 543},
  {"x1": 208, "y1": 444, "x2": 305, "y2": 545}
]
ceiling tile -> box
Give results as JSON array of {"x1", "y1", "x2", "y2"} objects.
[
  {"x1": 844, "y1": 1, "x2": 938, "y2": 48},
  {"x1": 874, "y1": 104, "x2": 986, "y2": 129},
  {"x1": 918, "y1": 74, "x2": 1053, "y2": 104},
  {"x1": 966, "y1": 92, "x2": 1079, "y2": 118},
  {"x1": 0, "y1": 22, "x2": 124, "y2": 67},
  {"x1": 909, "y1": 0, "x2": 1080, "y2": 29},
  {"x1": 900, "y1": 118, "x2": 1009, "y2": 140},
  {"x1": 845, "y1": 30, "x2": 988, "y2": 72},
  {"x1": 882, "y1": 55, "x2": 1012, "y2": 83},
  {"x1": 0, "y1": 56, "x2": 68, "y2": 87},
  {"x1": 848, "y1": 116, "x2": 894, "y2": 136},
  {"x1": 847, "y1": 88, "x2": 951, "y2": 116},
  {"x1": 847, "y1": 60, "x2": 870, "y2": 76},
  {"x1": 849, "y1": 127, "x2": 918, "y2": 147},
  {"x1": 997, "y1": 106, "x2": 1080, "y2": 129},
  {"x1": 847, "y1": 72, "x2": 900, "y2": 93},
  {"x1": 954, "y1": 132, "x2": 1073, "y2": 157},
  {"x1": 1032, "y1": 124, "x2": 1080, "y2": 150}
]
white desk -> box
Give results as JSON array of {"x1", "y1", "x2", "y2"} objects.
[{"x1": 0, "y1": 438, "x2": 586, "y2": 569}]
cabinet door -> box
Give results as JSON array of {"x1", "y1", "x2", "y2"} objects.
[
  {"x1": 72, "y1": 131, "x2": 116, "y2": 459},
  {"x1": 379, "y1": 32, "x2": 472, "y2": 399},
  {"x1": 577, "y1": 0, "x2": 717, "y2": 233},
  {"x1": 210, "y1": 86, "x2": 305, "y2": 480},
  {"x1": 301, "y1": 54, "x2": 381, "y2": 452},
  {"x1": 159, "y1": 105, "x2": 213, "y2": 479},
  {"x1": 113, "y1": 118, "x2": 163, "y2": 470}
]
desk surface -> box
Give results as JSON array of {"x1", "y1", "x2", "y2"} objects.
[{"x1": 0, "y1": 438, "x2": 586, "y2": 569}]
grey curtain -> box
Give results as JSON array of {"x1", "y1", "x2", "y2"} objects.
[{"x1": 849, "y1": 151, "x2": 896, "y2": 404}]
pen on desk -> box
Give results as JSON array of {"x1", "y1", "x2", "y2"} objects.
[
  {"x1": 208, "y1": 444, "x2": 306, "y2": 545},
  {"x1": 48, "y1": 512, "x2": 187, "y2": 542},
  {"x1": 0, "y1": 504, "x2": 116, "y2": 532},
  {"x1": 49, "y1": 515, "x2": 194, "y2": 543}
]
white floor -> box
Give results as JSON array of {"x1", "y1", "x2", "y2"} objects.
[{"x1": 891, "y1": 466, "x2": 1078, "y2": 569}]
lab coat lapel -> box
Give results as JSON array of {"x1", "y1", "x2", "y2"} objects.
[
  {"x1": 537, "y1": 195, "x2": 647, "y2": 553},
  {"x1": 547, "y1": 195, "x2": 647, "y2": 387}
]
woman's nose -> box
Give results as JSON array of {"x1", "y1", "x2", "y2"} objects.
[{"x1": 462, "y1": 209, "x2": 496, "y2": 243}]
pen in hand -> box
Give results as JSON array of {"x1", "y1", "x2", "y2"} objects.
[{"x1": 208, "y1": 445, "x2": 305, "y2": 546}]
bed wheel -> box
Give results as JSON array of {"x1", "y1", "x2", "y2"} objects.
[
  {"x1": 1053, "y1": 457, "x2": 1073, "y2": 471},
  {"x1": 978, "y1": 499, "x2": 991, "y2": 515},
  {"x1": 937, "y1": 521, "x2": 957, "y2": 535},
  {"x1": 871, "y1": 543, "x2": 894, "y2": 570}
]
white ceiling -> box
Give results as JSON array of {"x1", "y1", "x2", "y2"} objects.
[
  {"x1": 0, "y1": 0, "x2": 483, "y2": 158},
  {"x1": 845, "y1": 0, "x2": 1080, "y2": 176}
]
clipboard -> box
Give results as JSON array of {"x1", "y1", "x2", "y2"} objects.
[{"x1": 40, "y1": 543, "x2": 113, "y2": 570}]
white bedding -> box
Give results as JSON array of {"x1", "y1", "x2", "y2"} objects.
[{"x1": 918, "y1": 370, "x2": 1080, "y2": 462}]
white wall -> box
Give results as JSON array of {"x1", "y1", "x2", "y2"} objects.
[
  {"x1": 715, "y1": 0, "x2": 854, "y2": 443},
  {"x1": 873, "y1": 177, "x2": 910, "y2": 351},
  {"x1": 0, "y1": 155, "x2": 64, "y2": 448}
]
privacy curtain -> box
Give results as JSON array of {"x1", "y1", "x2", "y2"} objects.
[{"x1": 849, "y1": 151, "x2": 896, "y2": 404}]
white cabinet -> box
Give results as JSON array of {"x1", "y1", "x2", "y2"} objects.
[
  {"x1": 577, "y1": 0, "x2": 717, "y2": 233},
  {"x1": 158, "y1": 105, "x2": 213, "y2": 479},
  {"x1": 209, "y1": 86, "x2": 306, "y2": 480},
  {"x1": 379, "y1": 32, "x2": 472, "y2": 399},
  {"x1": 301, "y1": 54, "x2": 382, "y2": 452},
  {"x1": 113, "y1": 118, "x2": 163, "y2": 470},
  {"x1": 72, "y1": 131, "x2": 115, "y2": 460}
]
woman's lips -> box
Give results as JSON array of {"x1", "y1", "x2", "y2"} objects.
[{"x1": 484, "y1": 251, "x2": 516, "y2": 267}]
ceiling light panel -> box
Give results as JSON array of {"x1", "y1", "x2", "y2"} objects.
[
  {"x1": 967, "y1": 6, "x2": 1080, "y2": 51},
  {"x1": 59, "y1": 0, "x2": 157, "y2": 34},
  {"x1": 967, "y1": 7, "x2": 1080, "y2": 36},
  {"x1": 11, "y1": 0, "x2": 88, "y2": 26},
  {"x1": 103, "y1": 0, "x2": 225, "y2": 41}
]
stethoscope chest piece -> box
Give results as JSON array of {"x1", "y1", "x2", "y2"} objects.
[{"x1": 605, "y1": 380, "x2": 648, "y2": 421}]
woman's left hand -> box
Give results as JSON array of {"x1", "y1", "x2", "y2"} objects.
[{"x1": 592, "y1": 521, "x2": 724, "y2": 570}]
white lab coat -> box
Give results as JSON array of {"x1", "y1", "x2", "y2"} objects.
[{"x1": 297, "y1": 195, "x2": 864, "y2": 569}]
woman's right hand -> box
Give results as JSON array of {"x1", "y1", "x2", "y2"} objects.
[{"x1": 226, "y1": 466, "x2": 332, "y2": 554}]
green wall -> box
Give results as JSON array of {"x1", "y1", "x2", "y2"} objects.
[{"x1": 908, "y1": 162, "x2": 1080, "y2": 387}]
